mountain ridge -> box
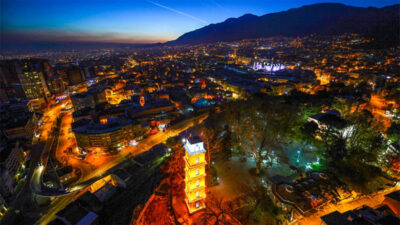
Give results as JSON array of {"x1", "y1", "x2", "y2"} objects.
[{"x1": 166, "y1": 3, "x2": 400, "y2": 47}]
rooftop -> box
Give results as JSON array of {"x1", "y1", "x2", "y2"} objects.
[
  {"x1": 182, "y1": 131, "x2": 206, "y2": 155},
  {"x1": 72, "y1": 116, "x2": 137, "y2": 134}
]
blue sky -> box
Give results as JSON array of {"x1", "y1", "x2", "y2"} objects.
[{"x1": 2, "y1": 0, "x2": 398, "y2": 43}]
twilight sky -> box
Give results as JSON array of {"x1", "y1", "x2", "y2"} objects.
[{"x1": 1, "y1": 0, "x2": 398, "y2": 44}]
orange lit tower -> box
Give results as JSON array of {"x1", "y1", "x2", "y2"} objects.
[{"x1": 183, "y1": 132, "x2": 207, "y2": 214}]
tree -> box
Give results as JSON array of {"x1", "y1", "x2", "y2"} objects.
[
  {"x1": 220, "y1": 124, "x2": 233, "y2": 159},
  {"x1": 332, "y1": 99, "x2": 354, "y2": 118},
  {"x1": 321, "y1": 128, "x2": 347, "y2": 164},
  {"x1": 318, "y1": 110, "x2": 387, "y2": 166},
  {"x1": 318, "y1": 111, "x2": 389, "y2": 192},
  {"x1": 292, "y1": 121, "x2": 319, "y2": 146},
  {"x1": 198, "y1": 125, "x2": 220, "y2": 168},
  {"x1": 197, "y1": 194, "x2": 237, "y2": 225},
  {"x1": 224, "y1": 97, "x2": 300, "y2": 174},
  {"x1": 345, "y1": 113, "x2": 387, "y2": 164},
  {"x1": 236, "y1": 182, "x2": 288, "y2": 224}
]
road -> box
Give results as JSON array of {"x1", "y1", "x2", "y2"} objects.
[
  {"x1": 78, "y1": 113, "x2": 208, "y2": 184},
  {"x1": 35, "y1": 112, "x2": 208, "y2": 224},
  {"x1": 33, "y1": 102, "x2": 65, "y2": 143},
  {"x1": 1, "y1": 101, "x2": 66, "y2": 224},
  {"x1": 55, "y1": 111, "x2": 94, "y2": 181},
  {"x1": 0, "y1": 144, "x2": 44, "y2": 225}
]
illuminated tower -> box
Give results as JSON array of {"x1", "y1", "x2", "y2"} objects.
[
  {"x1": 183, "y1": 132, "x2": 207, "y2": 214},
  {"x1": 139, "y1": 96, "x2": 145, "y2": 107}
]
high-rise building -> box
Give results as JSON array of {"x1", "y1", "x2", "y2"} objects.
[
  {"x1": 0, "y1": 60, "x2": 20, "y2": 85},
  {"x1": 47, "y1": 75, "x2": 66, "y2": 94},
  {"x1": 183, "y1": 132, "x2": 207, "y2": 214},
  {"x1": 17, "y1": 59, "x2": 51, "y2": 99},
  {"x1": 0, "y1": 60, "x2": 26, "y2": 100}
]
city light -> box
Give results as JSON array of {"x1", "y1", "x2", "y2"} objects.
[{"x1": 1, "y1": 2, "x2": 399, "y2": 225}]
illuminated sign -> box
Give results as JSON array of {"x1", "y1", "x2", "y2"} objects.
[
  {"x1": 129, "y1": 139, "x2": 138, "y2": 146},
  {"x1": 56, "y1": 94, "x2": 67, "y2": 100},
  {"x1": 252, "y1": 62, "x2": 286, "y2": 72}
]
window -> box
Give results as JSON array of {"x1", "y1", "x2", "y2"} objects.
[
  {"x1": 195, "y1": 157, "x2": 199, "y2": 164},
  {"x1": 196, "y1": 180, "x2": 199, "y2": 187},
  {"x1": 195, "y1": 202, "x2": 200, "y2": 208},
  {"x1": 196, "y1": 169, "x2": 199, "y2": 175},
  {"x1": 196, "y1": 191, "x2": 199, "y2": 198}
]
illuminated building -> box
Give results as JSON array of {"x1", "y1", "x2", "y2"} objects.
[
  {"x1": 252, "y1": 61, "x2": 286, "y2": 72},
  {"x1": 72, "y1": 117, "x2": 149, "y2": 153},
  {"x1": 47, "y1": 75, "x2": 65, "y2": 94},
  {"x1": 272, "y1": 172, "x2": 331, "y2": 222},
  {"x1": 139, "y1": 96, "x2": 145, "y2": 107},
  {"x1": 183, "y1": 132, "x2": 207, "y2": 214},
  {"x1": 17, "y1": 59, "x2": 52, "y2": 99}
]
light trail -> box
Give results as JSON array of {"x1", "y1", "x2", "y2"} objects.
[{"x1": 148, "y1": 1, "x2": 208, "y2": 25}]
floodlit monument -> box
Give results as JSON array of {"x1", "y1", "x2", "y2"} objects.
[{"x1": 183, "y1": 132, "x2": 207, "y2": 214}]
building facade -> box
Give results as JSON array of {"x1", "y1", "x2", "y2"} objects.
[
  {"x1": 183, "y1": 133, "x2": 207, "y2": 214},
  {"x1": 17, "y1": 59, "x2": 51, "y2": 99},
  {"x1": 73, "y1": 117, "x2": 148, "y2": 154}
]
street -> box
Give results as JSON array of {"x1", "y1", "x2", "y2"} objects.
[{"x1": 35, "y1": 112, "x2": 208, "y2": 224}]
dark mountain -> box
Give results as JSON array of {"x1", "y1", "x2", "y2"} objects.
[{"x1": 167, "y1": 3, "x2": 400, "y2": 47}]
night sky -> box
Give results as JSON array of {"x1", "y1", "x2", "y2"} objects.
[{"x1": 2, "y1": 0, "x2": 399, "y2": 44}]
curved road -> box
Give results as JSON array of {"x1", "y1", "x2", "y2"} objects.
[
  {"x1": 31, "y1": 113, "x2": 209, "y2": 197},
  {"x1": 34, "y1": 112, "x2": 208, "y2": 225}
]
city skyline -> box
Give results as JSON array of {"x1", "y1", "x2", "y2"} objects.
[
  {"x1": 2, "y1": 0, "x2": 399, "y2": 45},
  {"x1": 0, "y1": 1, "x2": 399, "y2": 225}
]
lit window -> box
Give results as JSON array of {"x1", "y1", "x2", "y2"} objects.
[
  {"x1": 196, "y1": 157, "x2": 199, "y2": 164},
  {"x1": 196, "y1": 180, "x2": 199, "y2": 187},
  {"x1": 196, "y1": 191, "x2": 199, "y2": 197},
  {"x1": 195, "y1": 202, "x2": 200, "y2": 208},
  {"x1": 196, "y1": 169, "x2": 199, "y2": 175}
]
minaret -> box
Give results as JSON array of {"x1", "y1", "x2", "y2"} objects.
[{"x1": 182, "y1": 132, "x2": 207, "y2": 214}]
